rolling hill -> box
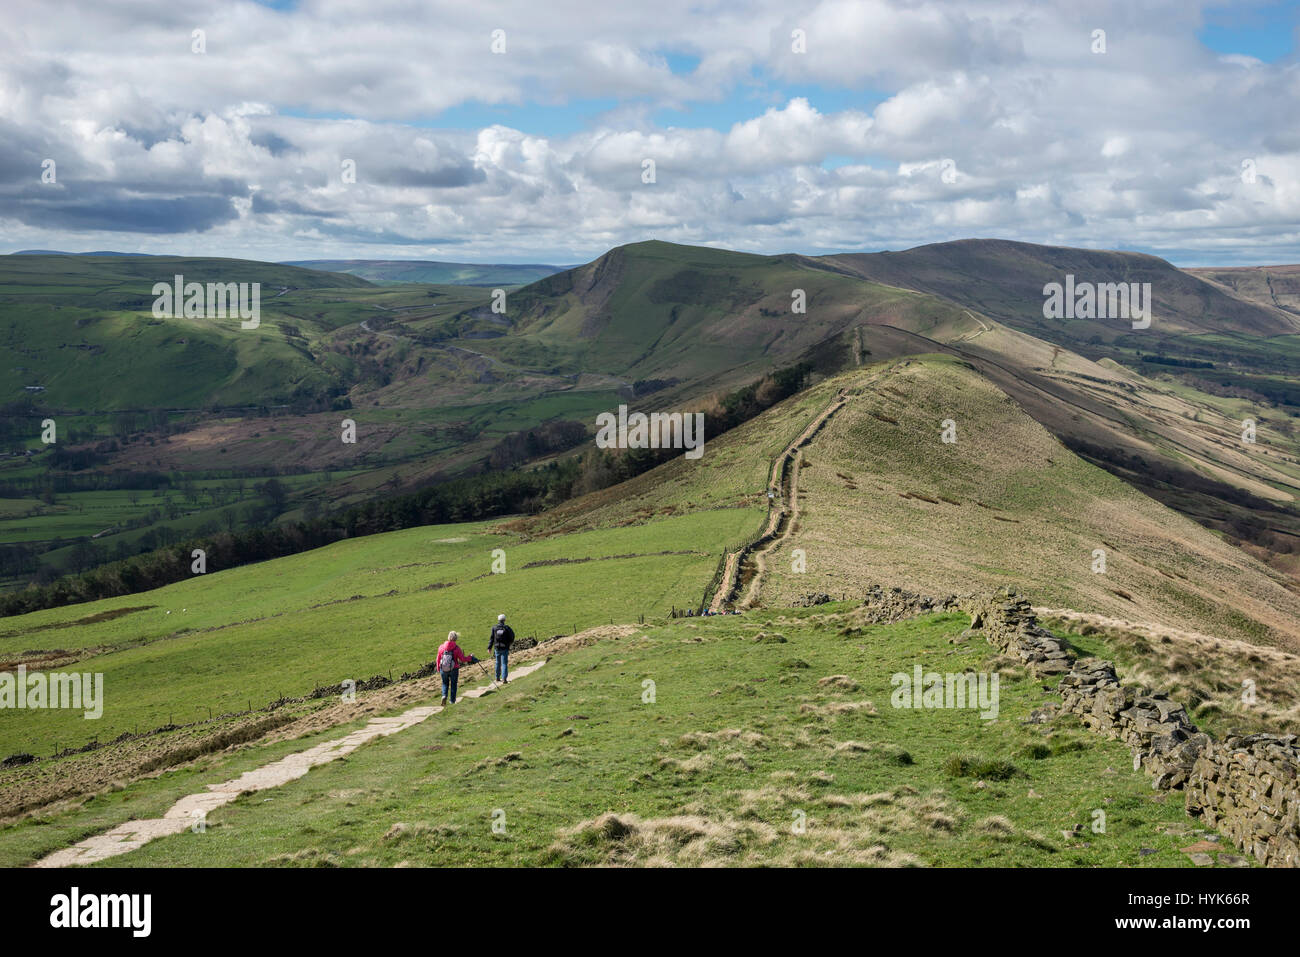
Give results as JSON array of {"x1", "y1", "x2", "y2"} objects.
[
  {"x1": 3, "y1": 356, "x2": 1297, "y2": 869},
  {"x1": 6, "y1": 239, "x2": 1300, "y2": 639},
  {"x1": 824, "y1": 239, "x2": 1300, "y2": 342},
  {"x1": 516, "y1": 357, "x2": 1300, "y2": 650},
  {"x1": 1186, "y1": 264, "x2": 1300, "y2": 319},
  {"x1": 0, "y1": 254, "x2": 373, "y2": 410}
]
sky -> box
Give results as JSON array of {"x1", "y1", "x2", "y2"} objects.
[{"x1": 0, "y1": 0, "x2": 1298, "y2": 266}]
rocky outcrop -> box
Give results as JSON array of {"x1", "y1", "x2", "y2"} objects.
[
  {"x1": 1184, "y1": 733, "x2": 1300, "y2": 868},
  {"x1": 791, "y1": 592, "x2": 833, "y2": 607}
]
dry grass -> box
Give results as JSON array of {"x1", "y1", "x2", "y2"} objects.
[
  {"x1": 817, "y1": 674, "x2": 861, "y2": 691},
  {"x1": 798, "y1": 700, "x2": 878, "y2": 717},
  {"x1": 1039, "y1": 608, "x2": 1300, "y2": 735},
  {"x1": 656, "y1": 752, "x2": 716, "y2": 775},
  {"x1": 677, "y1": 729, "x2": 767, "y2": 750},
  {"x1": 547, "y1": 812, "x2": 778, "y2": 867},
  {"x1": 548, "y1": 778, "x2": 958, "y2": 867},
  {"x1": 748, "y1": 361, "x2": 1300, "y2": 651}
]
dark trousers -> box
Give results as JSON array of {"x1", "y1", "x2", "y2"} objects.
[{"x1": 441, "y1": 669, "x2": 459, "y2": 703}]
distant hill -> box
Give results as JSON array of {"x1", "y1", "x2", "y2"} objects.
[
  {"x1": 12, "y1": 249, "x2": 160, "y2": 257},
  {"x1": 823, "y1": 239, "x2": 1300, "y2": 342},
  {"x1": 0, "y1": 253, "x2": 372, "y2": 292},
  {"x1": 1186, "y1": 264, "x2": 1300, "y2": 318},
  {"x1": 0, "y1": 254, "x2": 372, "y2": 410},
  {"x1": 285, "y1": 259, "x2": 567, "y2": 286},
  {"x1": 482, "y1": 239, "x2": 985, "y2": 394}
]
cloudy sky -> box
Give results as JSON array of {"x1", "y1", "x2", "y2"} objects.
[{"x1": 1, "y1": 0, "x2": 1297, "y2": 266}]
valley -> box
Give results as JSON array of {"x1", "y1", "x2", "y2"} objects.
[{"x1": 4, "y1": 238, "x2": 1300, "y2": 870}]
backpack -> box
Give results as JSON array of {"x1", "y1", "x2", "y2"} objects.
[
  {"x1": 440, "y1": 648, "x2": 456, "y2": 673},
  {"x1": 492, "y1": 624, "x2": 512, "y2": 648}
]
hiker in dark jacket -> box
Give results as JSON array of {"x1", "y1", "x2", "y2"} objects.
[
  {"x1": 436, "y1": 631, "x2": 476, "y2": 705},
  {"x1": 488, "y1": 613, "x2": 516, "y2": 683}
]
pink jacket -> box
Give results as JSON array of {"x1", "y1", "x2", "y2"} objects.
[{"x1": 436, "y1": 639, "x2": 472, "y2": 670}]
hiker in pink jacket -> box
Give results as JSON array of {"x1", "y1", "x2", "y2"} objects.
[{"x1": 436, "y1": 631, "x2": 477, "y2": 705}]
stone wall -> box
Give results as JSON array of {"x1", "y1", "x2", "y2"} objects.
[
  {"x1": 856, "y1": 584, "x2": 1298, "y2": 867},
  {"x1": 1184, "y1": 733, "x2": 1300, "y2": 868},
  {"x1": 858, "y1": 584, "x2": 959, "y2": 622},
  {"x1": 1056, "y1": 657, "x2": 1209, "y2": 790},
  {"x1": 954, "y1": 590, "x2": 1073, "y2": 675}
]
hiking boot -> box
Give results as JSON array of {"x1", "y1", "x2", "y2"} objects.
[{"x1": 440, "y1": 695, "x2": 447, "y2": 706}]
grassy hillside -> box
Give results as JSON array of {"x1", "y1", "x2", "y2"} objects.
[
  {"x1": 477, "y1": 240, "x2": 983, "y2": 394},
  {"x1": 1188, "y1": 264, "x2": 1300, "y2": 319},
  {"x1": 523, "y1": 357, "x2": 1300, "y2": 649},
  {"x1": 0, "y1": 254, "x2": 371, "y2": 300},
  {"x1": 0, "y1": 606, "x2": 1225, "y2": 868},
  {"x1": 0, "y1": 254, "x2": 370, "y2": 411},
  {"x1": 0, "y1": 507, "x2": 760, "y2": 759},
  {"x1": 826, "y1": 239, "x2": 1300, "y2": 341}
]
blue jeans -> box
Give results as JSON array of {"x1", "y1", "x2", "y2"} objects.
[
  {"x1": 441, "y1": 670, "x2": 459, "y2": 703},
  {"x1": 495, "y1": 648, "x2": 509, "y2": 681}
]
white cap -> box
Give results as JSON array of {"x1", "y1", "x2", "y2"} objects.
[{"x1": 498, "y1": 614, "x2": 506, "y2": 622}]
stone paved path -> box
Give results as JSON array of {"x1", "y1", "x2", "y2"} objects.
[{"x1": 34, "y1": 660, "x2": 546, "y2": 867}]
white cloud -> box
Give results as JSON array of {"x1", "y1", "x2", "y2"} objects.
[{"x1": 0, "y1": 0, "x2": 1294, "y2": 264}]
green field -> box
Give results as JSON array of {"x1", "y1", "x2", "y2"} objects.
[
  {"x1": 0, "y1": 507, "x2": 761, "y2": 758},
  {"x1": 0, "y1": 606, "x2": 1219, "y2": 868},
  {"x1": 0, "y1": 353, "x2": 1286, "y2": 870}
]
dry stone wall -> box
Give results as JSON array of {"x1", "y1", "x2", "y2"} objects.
[
  {"x1": 856, "y1": 584, "x2": 1298, "y2": 867},
  {"x1": 1056, "y1": 658, "x2": 1208, "y2": 790},
  {"x1": 1184, "y1": 733, "x2": 1300, "y2": 868}
]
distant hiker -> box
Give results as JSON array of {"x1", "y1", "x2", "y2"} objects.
[
  {"x1": 436, "y1": 631, "x2": 476, "y2": 705},
  {"x1": 488, "y1": 613, "x2": 516, "y2": 683}
]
